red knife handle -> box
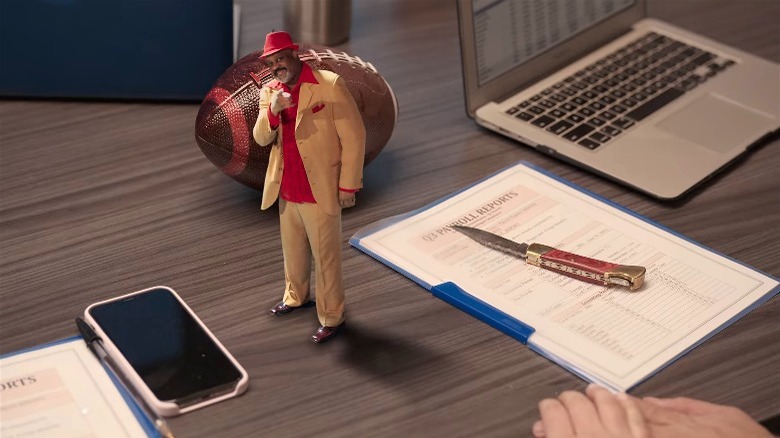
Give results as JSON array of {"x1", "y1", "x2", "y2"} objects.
[{"x1": 526, "y1": 243, "x2": 646, "y2": 290}]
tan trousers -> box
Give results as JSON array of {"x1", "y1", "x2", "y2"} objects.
[{"x1": 279, "y1": 199, "x2": 345, "y2": 327}]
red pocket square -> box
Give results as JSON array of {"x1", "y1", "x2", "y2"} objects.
[{"x1": 312, "y1": 103, "x2": 325, "y2": 113}]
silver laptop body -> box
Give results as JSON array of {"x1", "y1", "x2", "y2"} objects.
[{"x1": 458, "y1": 0, "x2": 780, "y2": 200}]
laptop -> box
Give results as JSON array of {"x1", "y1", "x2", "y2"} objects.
[
  {"x1": 457, "y1": 0, "x2": 780, "y2": 200},
  {"x1": 0, "y1": 0, "x2": 235, "y2": 101}
]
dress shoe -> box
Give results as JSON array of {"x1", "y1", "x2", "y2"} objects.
[
  {"x1": 311, "y1": 324, "x2": 343, "y2": 343},
  {"x1": 269, "y1": 300, "x2": 313, "y2": 315}
]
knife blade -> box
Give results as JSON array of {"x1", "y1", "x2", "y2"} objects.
[{"x1": 452, "y1": 225, "x2": 645, "y2": 290}]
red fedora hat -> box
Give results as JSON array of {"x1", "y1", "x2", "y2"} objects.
[{"x1": 261, "y1": 31, "x2": 299, "y2": 58}]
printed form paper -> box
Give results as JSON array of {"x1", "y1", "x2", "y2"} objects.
[
  {"x1": 1, "y1": 339, "x2": 148, "y2": 438},
  {"x1": 355, "y1": 164, "x2": 778, "y2": 391}
]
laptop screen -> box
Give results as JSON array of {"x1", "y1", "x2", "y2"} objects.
[
  {"x1": 474, "y1": 0, "x2": 635, "y2": 86},
  {"x1": 458, "y1": 0, "x2": 644, "y2": 117}
]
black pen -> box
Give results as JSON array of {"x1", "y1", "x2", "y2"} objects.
[{"x1": 76, "y1": 317, "x2": 174, "y2": 438}]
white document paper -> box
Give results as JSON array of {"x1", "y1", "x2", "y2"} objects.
[
  {"x1": 1, "y1": 339, "x2": 149, "y2": 438},
  {"x1": 352, "y1": 163, "x2": 779, "y2": 391}
]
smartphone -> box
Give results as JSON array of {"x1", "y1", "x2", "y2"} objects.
[{"x1": 84, "y1": 286, "x2": 249, "y2": 416}]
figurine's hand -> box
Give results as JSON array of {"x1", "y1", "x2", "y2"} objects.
[
  {"x1": 339, "y1": 191, "x2": 356, "y2": 209},
  {"x1": 270, "y1": 91, "x2": 294, "y2": 116}
]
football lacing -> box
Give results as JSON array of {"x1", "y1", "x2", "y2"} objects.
[{"x1": 299, "y1": 49, "x2": 377, "y2": 73}]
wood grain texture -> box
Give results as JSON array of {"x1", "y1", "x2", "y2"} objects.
[{"x1": 1, "y1": 1, "x2": 778, "y2": 436}]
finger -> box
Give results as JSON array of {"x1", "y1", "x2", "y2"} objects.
[
  {"x1": 616, "y1": 392, "x2": 650, "y2": 438},
  {"x1": 643, "y1": 396, "x2": 722, "y2": 415},
  {"x1": 532, "y1": 420, "x2": 547, "y2": 438},
  {"x1": 538, "y1": 398, "x2": 576, "y2": 438},
  {"x1": 585, "y1": 384, "x2": 631, "y2": 433},
  {"x1": 635, "y1": 397, "x2": 689, "y2": 425},
  {"x1": 558, "y1": 390, "x2": 601, "y2": 436}
]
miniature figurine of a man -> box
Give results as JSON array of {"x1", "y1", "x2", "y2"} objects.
[{"x1": 253, "y1": 31, "x2": 365, "y2": 343}]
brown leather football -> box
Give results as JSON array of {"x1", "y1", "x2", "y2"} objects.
[{"x1": 195, "y1": 44, "x2": 397, "y2": 191}]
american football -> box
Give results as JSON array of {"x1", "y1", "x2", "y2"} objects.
[{"x1": 195, "y1": 44, "x2": 398, "y2": 191}]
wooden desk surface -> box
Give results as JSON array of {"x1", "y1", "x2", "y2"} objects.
[{"x1": 1, "y1": 1, "x2": 778, "y2": 436}]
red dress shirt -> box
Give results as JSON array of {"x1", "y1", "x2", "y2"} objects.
[
  {"x1": 267, "y1": 64, "x2": 359, "y2": 203},
  {"x1": 267, "y1": 63, "x2": 318, "y2": 203}
]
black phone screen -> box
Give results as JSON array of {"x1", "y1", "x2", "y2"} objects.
[{"x1": 88, "y1": 288, "x2": 243, "y2": 403}]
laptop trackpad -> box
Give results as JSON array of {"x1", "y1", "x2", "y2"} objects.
[{"x1": 657, "y1": 94, "x2": 774, "y2": 153}]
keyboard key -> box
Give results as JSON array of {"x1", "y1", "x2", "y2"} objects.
[
  {"x1": 571, "y1": 81, "x2": 588, "y2": 90},
  {"x1": 611, "y1": 104, "x2": 627, "y2": 114},
  {"x1": 506, "y1": 107, "x2": 519, "y2": 115},
  {"x1": 561, "y1": 102, "x2": 578, "y2": 112},
  {"x1": 530, "y1": 94, "x2": 543, "y2": 101},
  {"x1": 599, "y1": 95, "x2": 616, "y2": 104},
  {"x1": 589, "y1": 117, "x2": 606, "y2": 127},
  {"x1": 589, "y1": 101, "x2": 606, "y2": 111},
  {"x1": 600, "y1": 111, "x2": 617, "y2": 120},
  {"x1": 590, "y1": 132, "x2": 611, "y2": 143},
  {"x1": 690, "y1": 52, "x2": 715, "y2": 67},
  {"x1": 602, "y1": 125, "x2": 621, "y2": 137},
  {"x1": 518, "y1": 101, "x2": 531, "y2": 108},
  {"x1": 623, "y1": 98, "x2": 638, "y2": 108},
  {"x1": 578, "y1": 138, "x2": 600, "y2": 149},
  {"x1": 550, "y1": 108, "x2": 567, "y2": 118},
  {"x1": 610, "y1": 89, "x2": 627, "y2": 98},
  {"x1": 528, "y1": 105, "x2": 545, "y2": 115},
  {"x1": 572, "y1": 96, "x2": 588, "y2": 106},
  {"x1": 531, "y1": 115, "x2": 555, "y2": 128},
  {"x1": 564, "y1": 124, "x2": 595, "y2": 141},
  {"x1": 626, "y1": 87, "x2": 684, "y2": 121},
  {"x1": 538, "y1": 99, "x2": 556, "y2": 108},
  {"x1": 515, "y1": 112, "x2": 534, "y2": 121},
  {"x1": 613, "y1": 118, "x2": 635, "y2": 129},
  {"x1": 578, "y1": 107, "x2": 595, "y2": 117},
  {"x1": 549, "y1": 93, "x2": 567, "y2": 102},
  {"x1": 679, "y1": 47, "x2": 696, "y2": 58},
  {"x1": 567, "y1": 113, "x2": 585, "y2": 123},
  {"x1": 679, "y1": 78, "x2": 699, "y2": 91},
  {"x1": 548, "y1": 120, "x2": 574, "y2": 135}
]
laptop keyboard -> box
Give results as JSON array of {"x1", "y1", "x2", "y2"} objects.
[{"x1": 506, "y1": 32, "x2": 735, "y2": 150}]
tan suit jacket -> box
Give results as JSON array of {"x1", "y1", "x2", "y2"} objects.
[{"x1": 253, "y1": 69, "x2": 366, "y2": 216}]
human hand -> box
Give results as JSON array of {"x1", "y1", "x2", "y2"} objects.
[
  {"x1": 532, "y1": 385, "x2": 772, "y2": 438},
  {"x1": 532, "y1": 384, "x2": 649, "y2": 438},
  {"x1": 339, "y1": 191, "x2": 356, "y2": 209},
  {"x1": 270, "y1": 91, "x2": 294, "y2": 115},
  {"x1": 637, "y1": 396, "x2": 772, "y2": 438}
]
